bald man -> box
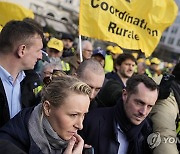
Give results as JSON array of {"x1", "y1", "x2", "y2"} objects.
[{"x1": 75, "y1": 59, "x2": 105, "y2": 110}]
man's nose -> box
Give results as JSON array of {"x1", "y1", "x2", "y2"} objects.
[
  {"x1": 38, "y1": 50, "x2": 43, "y2": 60},
  {"x1": 139, "y1": 106, "x2": 147, "y2": 116},
  {"x1": 89, "y1": 89, "x2": 96, "y2": 100},
  {"x1": 129, "y1": 65, "x2": 134, "y2": 70}
]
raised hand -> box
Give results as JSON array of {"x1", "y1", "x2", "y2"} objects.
[{"x1": 63, "y1": 134, "x2": 84, "y2": 154}]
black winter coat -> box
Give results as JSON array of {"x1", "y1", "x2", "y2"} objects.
[
  {"x1": 0, "y1": 107, "x2": 43, "y2": 154},
  {"x1": 80, "y1": 103, "x2": 152, "y2": 154},
  {"x1": 0, "y1": 70, "x2": 41, "y2": 127}
]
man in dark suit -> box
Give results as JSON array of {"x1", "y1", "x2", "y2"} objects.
[
  {"x1": 80, "y1": 74, "x2": 159, "y2": 154},
  {"x1": 0, "y1": 20, "x2": 43, "y2": 127}
]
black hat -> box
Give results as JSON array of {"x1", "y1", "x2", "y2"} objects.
[{"x1": 61, "y1": 33, "x2": 74, "y2": 41}]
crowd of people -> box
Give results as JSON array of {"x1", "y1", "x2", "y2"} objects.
[{"x1": 0, "y1": 19, "x2": 180, "y2": 154}]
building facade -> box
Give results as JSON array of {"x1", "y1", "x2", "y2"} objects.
[{"x1": 153, "y1": 0, "x2": 180, "y2": 62}]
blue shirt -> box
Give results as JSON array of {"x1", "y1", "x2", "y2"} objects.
[
  {"x1": 117, "y1": 124, "x2": 129, "y2": 154},
  {"x1": 0, "y1": 65, "x2": 26, "y2": 118}
]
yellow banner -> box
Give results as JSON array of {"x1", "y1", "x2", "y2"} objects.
[
  {"x1": 0, "y1": 2, "x2": 34, "y2": 26},
  {"x1": 79, "y1": 0, "x2": 178, "y2": 57},
  {"x1": 0, "y1": 25, "x2": 2, "y2": 32}
]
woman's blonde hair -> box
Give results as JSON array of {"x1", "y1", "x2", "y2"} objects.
[{"x1": 41, "y1": 75, "x2": 91, "y2": 107}]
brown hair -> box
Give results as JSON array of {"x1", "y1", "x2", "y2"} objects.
[{"x1": 0, "y1": 20, "x2": 43, "y2": 54}]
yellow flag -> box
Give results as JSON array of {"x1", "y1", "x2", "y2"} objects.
[
  {"x1": 0, "y1": 2, "x2": 34, "y2": 26},
  {"x1": 0, "y1": 25, "x2": 3, "y2": 32},
  {"x1": 79, "y1": 0, "x2": 178, "y2": 57}
]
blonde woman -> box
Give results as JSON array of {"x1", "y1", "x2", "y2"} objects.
[{"x1": 0, "y1": 76, "x2": 91, "y2": 154}]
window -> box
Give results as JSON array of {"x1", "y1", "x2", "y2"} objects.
[
  {"x1": 65, "y1": 0, "x2": 72, "y2": 3},
  {"x1": 171, "y1": 27, "x2": 178, "y2": 34},
  {"x1": 175, "y1": 16, "x2": 180, "y2": 24},
  {"x1": 165, "y1": 27, "x2": 169, "y2": 32},
  {"x1": 47, "y1": 13, "x2": 54, "y2": 18},
  {"x1": 176, "y1": 39, "x2": 180, "y2": 46},
  {"x1": 160, "y1": 36, "x2": 166, "y2": 43},
  {"x1": 61, "y1": 17, "x2": 68, "y2": 22},
  {"x1": 168, "y1": 37, "x2": 174, "y2": 45}
]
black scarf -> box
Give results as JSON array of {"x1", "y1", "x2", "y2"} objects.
[
  {"x1": 171, "y1": 80, "x2": 180, "y2": 109},
  {"x1": 172, "y1": 80, "x2": 180, "y2": 151},
  {"x1": 114, "y1": 99, "x2": 147, "y2": 154}
]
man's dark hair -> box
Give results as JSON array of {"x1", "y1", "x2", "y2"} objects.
[
  {"x1": 0, "y1": 20, "x2": 43, "y2": 54},
  {"x1": 115, "y1": 53, "x2": 136, "y2": 66},
  {"x1": 23, "y1": 18, "x2": 43, "y2": 31},
  {"x1": 61, "y1": 32, "x2": 74, "y2": 42},
  {"x1": 126, "y1": 74, "x2": 159, "y2": 95}
]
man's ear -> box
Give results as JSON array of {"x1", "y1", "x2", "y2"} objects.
[
  {"x1": 122, "y1": 89, "x2": 127, "y2": 102},
  {"x1": 42, "y1": 101, "x2": 51, "y2": 116},
  {"x1": 115, "y1": 64, "x2": 120, "y2": 71},
  {"x1": 17, "y1": 45, "x2": 26, "y2": 58},
  {"x1": 73, "y1": 72, "x2": 77, "y2": 77}
]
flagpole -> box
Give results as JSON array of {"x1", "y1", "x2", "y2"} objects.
[{"x1": 79, "y1": 35, "x2": 83, "y2": 62}]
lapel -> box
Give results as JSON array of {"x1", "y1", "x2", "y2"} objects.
[
  {"x1": 98, "y1": 108, "x2": 119, "y2": 154},
  {"x1": 0, "y1": 78, "x2": 10, "y2": 125}
]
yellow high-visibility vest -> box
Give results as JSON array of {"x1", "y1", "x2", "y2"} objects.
[
  {"x1": 104, "y1": 55, "x2": 114, "y2": 73},
  {"x1": 61, "y1": 60, "x2": 70, "y2": 72}
]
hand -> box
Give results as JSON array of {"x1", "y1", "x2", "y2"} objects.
[{"x1": 63, "y1": 134, "x2": 84, "y2": 154}]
